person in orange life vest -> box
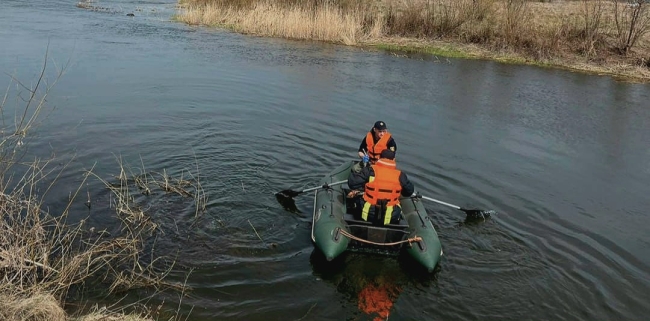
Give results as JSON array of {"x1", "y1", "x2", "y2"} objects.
[
  {"x1": 358, "y1": 121, "x2": 396, "y2": 164},
  {"x1": 347, "y1": 149, "x2": 414, "y2": 225}
]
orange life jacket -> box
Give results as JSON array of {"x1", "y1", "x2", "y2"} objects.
[
  {"x1": 363, "y1": 159, "x2": 402, "y2": 206},
  {"x1": 365, "y1": 131, "x2": 392, "y2": 163},
  {"x1": 362, "y1": 159, "x2": 402, "y2": 225}
]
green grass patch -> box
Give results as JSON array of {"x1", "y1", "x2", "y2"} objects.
[{"x1": 371, "y1": 43, "x2": 471, "y2": 59}]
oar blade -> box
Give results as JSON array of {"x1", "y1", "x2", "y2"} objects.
[
  {"x1": 275, "y1": 193, "x2": 301, "y2": 214},
  {"x1": 276, "y1": 189, "x2": 301, "y2": 198},
  {"x1": 462, "y1": 209, "x2": 495, "y2": 220}
]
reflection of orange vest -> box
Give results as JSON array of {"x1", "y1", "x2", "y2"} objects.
[
  {"x1": 363, "y1": 159, "x2": 402, "y2": 206},
  {"x1": 365, "y1": 131, "x2": 391, "y2": 163}
]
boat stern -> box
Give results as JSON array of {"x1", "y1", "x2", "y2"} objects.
[
  {"x1": 313, "y1": 222, "x2": 349, "y2": 261},
  {"x1": 406, "y1": 235, "x2": 442, "y2": 272}
]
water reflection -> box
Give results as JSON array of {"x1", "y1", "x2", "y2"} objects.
[{"x1": 310, "y1": 249, "x2": 438, "y2": 321}]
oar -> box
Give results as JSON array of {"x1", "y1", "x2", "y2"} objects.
[
  {"x1": 415, "y1": 194, "x2": 495, "y2": 219},
  {"x1": 276, "y1": 180, "x2": 347, "y2": 198}
]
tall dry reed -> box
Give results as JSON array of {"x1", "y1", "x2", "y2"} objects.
[{"x1": 178, "y1": 0, "x2": 381, "y2": 44}]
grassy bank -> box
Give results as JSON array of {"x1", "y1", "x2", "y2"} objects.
[
  {"x1": 1, "y1": 57, "x2": 202, "y2": 320},
  {"x1": 174, "y1": 0, "x2": 650, "y2": 82}
]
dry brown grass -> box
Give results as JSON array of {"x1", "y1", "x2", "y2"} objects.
[
  {"x1": 1, "y1": 52, "x2": 199, "y2": 320},
  {"x1": 0, "y1": 293, "x2": 66, "y2": 321},
  {"x1": 179, "y1": 1, "x2": 381, "y2": 44},
  {"x1": 174, "y1": 0, "x2": 650, "y2": 81},
  {"x1": 75, "y1": 310, "x2": 153, "y2": 321},
  {"x1": 0, "y1": 292, "x2": 154, "y2": 321}
]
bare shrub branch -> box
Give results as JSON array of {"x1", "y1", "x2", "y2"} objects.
[
  {"x1": 581, "y1": 0, "x2": 606, "y2": 56},
  {"x1": 613, "y1": 0, "x2": 650, "y2": 54}
]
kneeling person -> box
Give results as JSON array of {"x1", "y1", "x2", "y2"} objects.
[{"x1": 347, "y1": 149, "x2": 414, "y2": 225}]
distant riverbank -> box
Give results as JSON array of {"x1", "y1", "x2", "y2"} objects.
[{"x1": 175, "y1": 0, "x2": 650, "y2": 82}]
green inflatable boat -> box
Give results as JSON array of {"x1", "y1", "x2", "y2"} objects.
[{"x1": 311, "y1": 161, "x2": 443, "y2": 272}]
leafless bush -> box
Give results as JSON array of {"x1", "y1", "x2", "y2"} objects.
[
  {"x1": 502, "y1": 0, "x2": 530, "y2": 45},
  {"x1": 384, "y1": 0, "x2": 475, "y2": 38},
  {"x1": 580, "y1": 0, "x2": 606, "y2": 56},
  {"x1": 613, "y1": 0, "x2": 650, "y2": 54},
  {"x1": 384, "y1": 1, "x2": 432, "y2": 37},
  {"x1": 469, "y1": 0, "x2": 496, "y2": 22}
]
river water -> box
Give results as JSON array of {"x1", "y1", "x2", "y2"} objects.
[{"x1": 1, "y1": 0, "x2": 649, "y2": 320}]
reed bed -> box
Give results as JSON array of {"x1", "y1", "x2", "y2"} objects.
[
  {"x1": 178, "y1": 0, "x2": 381, "y2": 44},
  {"x1": 1, "y1": 54, "x2": 201, "y2": 320},
  {"x1": 175, "y1": 0, "x2": 650, "y2": 80}
]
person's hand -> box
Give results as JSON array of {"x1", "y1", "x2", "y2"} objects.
[
  {"x1": 362, "y1": 155, "x2": 369, "y2": 163},
  {"x1": 347, "y1": 190, "x2": 360, "y2": 198}
]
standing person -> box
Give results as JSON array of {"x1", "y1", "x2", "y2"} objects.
[
  {"x1": 347, "y1": 149, "x2": 414, "y2": 225},
  {"x1": 358, "y1": 121, "x2": 396, "y2": 164}
]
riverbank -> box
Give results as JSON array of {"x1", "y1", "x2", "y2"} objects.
[{"x1": 174, "y1": 0, "x2": 650, "y2": 82}]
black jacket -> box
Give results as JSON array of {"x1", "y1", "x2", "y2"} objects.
[{"x1": 348, "y1": 164, "x2": 414, "y2": 197}]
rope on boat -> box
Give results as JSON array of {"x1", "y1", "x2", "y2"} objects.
[{"x1": 338, "y1": 228, "x2": 422, "y2": 246}]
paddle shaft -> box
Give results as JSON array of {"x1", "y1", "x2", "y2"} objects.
[
  {"x1": 419, "y1": 195, "x2": 462, "y2": 210},
  {"x1": 300, "y1": 180, "x2": 347, "y2": 194}
]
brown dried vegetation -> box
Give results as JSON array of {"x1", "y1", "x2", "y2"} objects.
[
  {"x1": 175, "y1": 0, "x2": 650, "y2": 81},
  {"x1": 1, "y1": 53, "x2": 202, "y2": 320}
]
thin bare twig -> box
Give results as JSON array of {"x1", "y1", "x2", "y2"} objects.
[{"x1": 248, "y1": 219, "x2": 263, "y2": 242}]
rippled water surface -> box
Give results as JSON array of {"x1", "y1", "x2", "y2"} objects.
[{"x1": 2, "y1": 0, "x2": 650, "y2": 320}]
